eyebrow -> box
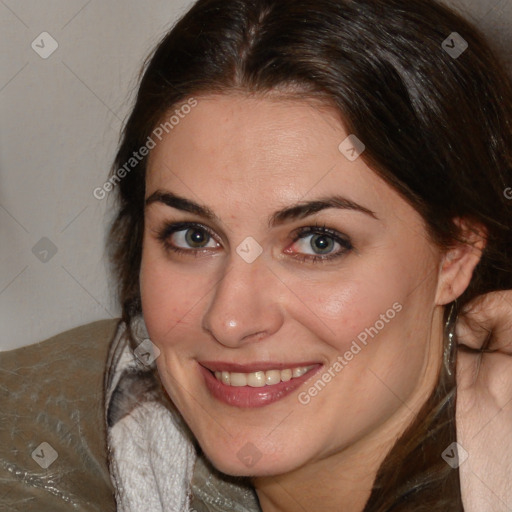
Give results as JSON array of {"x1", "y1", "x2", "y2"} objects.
[
  {"x1": 145, "y1": 190, "x2": 220, "y2": 222},
  {"x1": 145, "y1": 190, "x2": 378, "y2": 226},
  {"x1": 269, "y1": 196, "x2": 377, "y2": 225}
]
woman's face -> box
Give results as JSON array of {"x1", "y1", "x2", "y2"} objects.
[{"x1": 140, "y1": 93, "x2": 446, "y2": 478}]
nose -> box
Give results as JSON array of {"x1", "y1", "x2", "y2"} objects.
[{"x1": 201, "y1": 252, "x2": 284, "y2": 348}]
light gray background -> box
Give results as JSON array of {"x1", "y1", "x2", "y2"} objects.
[{"x1": 1, "y1": 0, "x2": 511, "y2": 350}]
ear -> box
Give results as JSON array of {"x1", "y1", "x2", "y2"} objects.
[{"x1": 435, "y1": 218, "x2": 487, "y2": 306}]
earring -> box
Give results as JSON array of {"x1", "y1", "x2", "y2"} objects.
[{"x1": 443, "y1": 301, "x2": 458, "y2": 378}]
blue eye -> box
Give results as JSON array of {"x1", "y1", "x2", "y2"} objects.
[
  {"x1": 156, "y1": 221, "x2": 353, "y2": 263},
  {"x1": 157, "y1": 222, "x2": 220, "y2": 253},
  {"x1": 305, "y1": 233, "x2": 336, "y2": 254},
  {"x1": 176, "y1": 227, "x2": 216, "y2": 248},
  {"x1": 288, "y1": 225, "x2": 353, "y2": 262}
]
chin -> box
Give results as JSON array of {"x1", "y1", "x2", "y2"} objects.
[
  {"x1": 201, "y1": 442, "x2": 305, "y2": 478},
  {"x1": 208, "y1": 458, "x2": 293, "y2": 478}
]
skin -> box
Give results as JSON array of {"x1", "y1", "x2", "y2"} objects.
[
  {"x1": 456, "y1": 291, "x2": 512, "y2": 511},
  {"x1": 139, "y1": 93, "x2": 483, "y2": 512}
]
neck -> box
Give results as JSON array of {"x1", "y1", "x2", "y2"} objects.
[{"x1": 253, "y1": 446, "x2": 380, "y2": 511}]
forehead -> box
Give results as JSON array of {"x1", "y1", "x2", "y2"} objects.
[{"x1": 145, "y1": 94, "x2": 407, "y2": 221}]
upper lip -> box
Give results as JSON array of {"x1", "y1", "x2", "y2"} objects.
[{"x1": 199, "y1": 361, "x2": 322, "y2": 373}]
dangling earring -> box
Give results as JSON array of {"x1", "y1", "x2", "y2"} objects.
[{"x1": 443, "y1": 301, "x2": 458, "y2": 378}]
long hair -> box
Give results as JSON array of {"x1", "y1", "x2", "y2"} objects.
[{"x1": 106, "y1": 0, "x2": 512, "y2": 509}]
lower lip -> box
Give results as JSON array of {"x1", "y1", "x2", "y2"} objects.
[{"x1": 198, "y1": 364, "x2": 323, "y2": 408}]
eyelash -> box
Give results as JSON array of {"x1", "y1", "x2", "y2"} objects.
[
  {"x1": 290, "y1": 224, "x2": 353, "y2": 263},
  {"x1": 156, "y1": 222, "x2": 217, "y2": 258},
  {"x1": 155, "y1": 221, "x2": 353, "y2": 263}
]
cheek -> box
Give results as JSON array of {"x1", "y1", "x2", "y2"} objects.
[
  {"x1": 282, "y1": 270, "x2": 408, "y2": 352},
  {"x1": 283, "y1": 246, "x2": 438, "y2": 355},
  {"x1": 139, "y1": 252, "x2": 208, "y2": 343}
]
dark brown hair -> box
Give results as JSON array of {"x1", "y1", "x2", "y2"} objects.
[{"x1": 106, "y1": 0, "x2": 512, "y2": 509}]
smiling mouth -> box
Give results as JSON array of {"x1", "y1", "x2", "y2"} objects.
[
  {"x1": 199, "y1": 363, "x2": 323, "y2": 408},
  {"x1": 209, "y1": 365, "x2": 317, "y2": 387}
]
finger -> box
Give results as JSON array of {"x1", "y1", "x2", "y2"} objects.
[{"x1": 456, "y1": 290, "x2": 512, "y2": 353}]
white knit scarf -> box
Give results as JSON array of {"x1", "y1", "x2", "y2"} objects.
[{"x1": 104, "y1": 316, "x2": 197, "y2": 511}]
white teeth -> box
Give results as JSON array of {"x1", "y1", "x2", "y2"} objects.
[
  {"x1": 265, "y1": 370, "x2": 281, "y2": 386},
  {"x1": 247, "y1": 371, "x2": 266, "y2": 387},
  {"x1": 280, "y1": 369, "x2": 292, "y2": 382},
  {"x1": 292, "y1": 367, "x2": 309, "y2": 378},
  {"x1": 215, "y1": 371, "x2": 232, "y2": 385},
  {"x1": 230, "y1": 372, "x2": 248, "y2": 387},
  {"x1": 212, "y1": 365, "x2": 315, "y2": 386}
]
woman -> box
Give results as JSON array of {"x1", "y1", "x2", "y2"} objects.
[{"x1": 104, "y1": 0, "x2": 512, "y2": 510}]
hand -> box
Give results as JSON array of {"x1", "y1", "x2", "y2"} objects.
[{"x1": 455, "y1": 291, "x2": 512, "y2": 512}]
